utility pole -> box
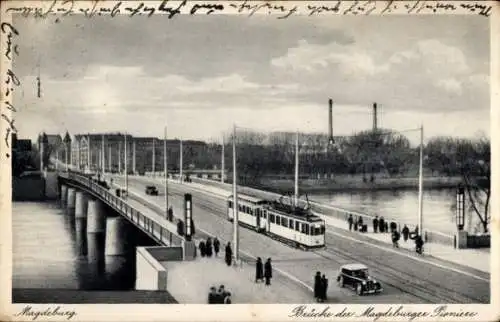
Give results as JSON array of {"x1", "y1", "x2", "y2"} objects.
[
  {"x1": 179, "y1": 139, "x2": 183, "y2": 183},
  {"x1": 125, "y1": 133, "x2": 128, "y2": 197},
  {"x1": 418, "y1": 125, "x2": 424, "y2": 237},
  {"x1": 221, "y1": 136, "x2": 225, "y2": 183},
  {"x1": 164, "y1": 126, "x2": 169, "y2": 215},
  {"x1": 132, "y1": 139, "x2": 136, "y2": 175},
  {"x1": 373, "y1": 102, "x2": 378, "y2": 131},
  {"x1": 294, "y1": 131, "x2": 299, "y2": 207},
  {"x1": 108, "y1": 145, "x2": 112, "y2": 173},
  {"x1": 65, "y1": 144, "x2": 68, "y2": 172},
  {"x1": 118, "y1": 141, "x2": 122, "y2": 174},
  {"x1": 152, "y1": 138, "x2": 156, "y2": 178},
  {"x1": 87, "y1": 133, "x2": 91, "y2": 172},
  {"x1": 232, "y1": 124, "x2": 239, "y2": 264},
  {"x1": 101, "y1": 134, "x2": 105, "y2": 174}
]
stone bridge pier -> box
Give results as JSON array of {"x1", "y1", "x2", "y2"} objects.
[{"x1": 59, "y1": 185, "x2": 136, "y2": 257}]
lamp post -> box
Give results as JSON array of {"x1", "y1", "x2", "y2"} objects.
[
  {"x1": 180, "y1": 138, "x2": 183, "y2": 183},
  {"x1": 124, "y1": 133, "x2": 129, "y2": 197},
  {"x1": 294, "y1": 130, "x2": 299, "y2": 207},
  {"x1": 417, "y1": 125, "x2": 424, "y2": 236},
  {"x1": 221, "y1": 136, "x2": 225, "y2": 183},
  {"x1": 164, "y1": 126, "x2": 169, "y2": 217},
  {"x1": 232, "y1": 124, "x2": 239, "y2": 264},
  {"x1": 101, "y1": 134, "x2": 105, "y2": 174},
  {"x1": 456, "y1": 184, "x2": 465, "y2": 231}
]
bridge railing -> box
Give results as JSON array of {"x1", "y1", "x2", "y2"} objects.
[{"x1": 62, "y1": 172, "x2": 183, "y2": 247}]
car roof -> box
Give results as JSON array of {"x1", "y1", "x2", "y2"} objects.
[{"x1": 341, "y1": 263, "x2": 368, "y2": 271}]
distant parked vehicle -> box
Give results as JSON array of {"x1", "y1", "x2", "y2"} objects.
[
  {"x1": 336, "y1": 263, "x2": 383, "y2": 295},
  {"x1": 145, "y1": 185, "x2": 159, "y2": 196}
]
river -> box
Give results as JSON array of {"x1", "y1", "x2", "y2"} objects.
[
  {"x1": 12, "y1": 201, "x2": 156, "y2": 290},
  {"x1": 309, "y1": 188, "x2": 486, "y2": 235}
]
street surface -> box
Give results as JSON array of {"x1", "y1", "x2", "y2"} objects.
[{"x1": 111, "y1": 175, "x2": 489, "y2": 304}]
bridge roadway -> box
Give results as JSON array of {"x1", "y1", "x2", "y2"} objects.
[{"x1": 109, "y1": 175, "x2": 489, "y2": 304}]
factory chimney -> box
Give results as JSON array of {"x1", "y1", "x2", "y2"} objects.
[
  {"x1": 328, "y1": 98, "x2": 334, "y2": 145},
  {"x1": 373, "y1": 102, "x2": 378, "y2": 131}
]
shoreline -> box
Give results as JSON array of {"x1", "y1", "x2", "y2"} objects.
[{"x1": 241, "y1": 176, "x2": 463, "y2": 195}]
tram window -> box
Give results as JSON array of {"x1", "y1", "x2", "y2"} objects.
[
  {"x1": 320, "y1": 225, "x2": 325, "y2": 234},
  {"x1": 249, "y1": 208, "x2": 253, "y2": 216},
  {"x1": 289, "y1": 219, "x2": 294, "y2": 229},
  {"x1": 255, "y1": 208, "x2": 260, "y2": 217},
  {"x1": 269, "y1": 214, "x2": 275, "y2": 223},
  {"x1": 239, "y1": 205, "x2": 242, "y2": 212},
  {"x1": 276, "y1": 216, "x2": 281, "y2": 225},
  {"x1": 281, "y1": 218, "x2": 288, "y2": 227},
  {"x1": 302, "y1": 223, "x2": 309, "y2": 234},
  {"x1": 228, "y1": 201, "x2": 232, "y2": 208},
  {"x1": 295, "y1": 221, "x2": 300, "y2": 231},
  {"x1": 263, "y1": 211, "x2": 267, "y2": 219}
]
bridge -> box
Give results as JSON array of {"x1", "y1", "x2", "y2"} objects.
[{"x1": 48, "y1": 157, "x2": 491, "y2": 304}]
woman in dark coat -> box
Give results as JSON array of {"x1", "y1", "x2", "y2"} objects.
[
  {"x1": 255, "y1": 257, "x2": 264, "y2": 283},
  {"x1": 321, "y1": 274, "x2": 328, "y2": 302},
  {"x1": 213, "y1": 237, "x2": 220, "y2": 256},
  {"x1": 264, "y1": 258, "x2": 273, "y2": 286},
  {"x1": 314, "y1": 271, "x2": 322, "y2": 301},
  {"x1": 199, "y1": 241, "x2": 206, "y2": 257},
  {"x1": 225, "y1": 242, "x2": 233, "y2": 266},
  {"x1": 205, "y1": 238, "x2": 213, "y2": 257},
  {"x1": 379, "y1": 216, "x2": 385, "y2": 233}
]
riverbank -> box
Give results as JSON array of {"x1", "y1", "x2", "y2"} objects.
[{"x1": 248, "y1": 176, "x2": 462, "y2": 194}]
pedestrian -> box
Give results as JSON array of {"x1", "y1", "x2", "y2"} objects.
[
  {"x1": 255, "y1": 257, "x2": 264, "y2": 283},
  {"x1": 168, "y1": 206, "x2": 173, "y2": 222},
  {"x1": 347, "y1": 214, "x2": 354, "y2": 231},
  {"x1": 321, "y1": 274, "x2": 328, "y2": 302},
  {"x1": 213, "y1": 237, "x2": 220, "y2": 257},
  {"x1": 353, "y1": 216, "x2": 358, "y2": 231},
  {"x1": 264, "y1": 258, "x2": 273, "y2": 286},
  {"x1": 373, "y1": 216, "x2": 379, "y2": 233},
  {"x1": 384, "y1": 221, "x2": 389, "y2": 233},
  {"x1": 216, "y1": 285, "x2": 227, "y2": 304},
  {"x1": 223, "y1": 291, "x2": 232, "y2": 304},
  {"x1": 391, "y1": 230, "x2": 400, "y2": 248},
  {"x1": 415, "y1": 234, "x2": 424, "y2": 254},
  {"x1": 205, "y1": 238, "x2": 213, "y2": 257},
  {"x1": 199, "y1": 240, "x2": 206, "y2": 257},
  {"x1": 379, "y1": 216, "x2": 385, "y2": 233},
  {"x1": 358, "y1": 216, "x2": 364, "y2": 232},
  {"x1": 208, "y1": 286, "x2": 217, "y2": 304},
  {"x1": 402, "y1": 225, "x2": 410, "y2": 242},
  {"x1": 225, "y1": 242, "x2": 233, "y2": 266},
  {"x1": 314, "y1": 271, "x2": 322, "y2": 302}
]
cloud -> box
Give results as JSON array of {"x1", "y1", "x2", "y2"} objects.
[
  {"x1": 269, "y1": 38, "x2": 488, "y2": 112},
  {"x1": 271, "y1": 39, "x2": 388, "y2": 77}
]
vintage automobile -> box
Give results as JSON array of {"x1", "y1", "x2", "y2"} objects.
[
  {"x1": 336, "y1": 263, "x2": 383, "y2": 295},
  {"x1": 145, "y1": 185, "x2": 159, "y2": 196}
]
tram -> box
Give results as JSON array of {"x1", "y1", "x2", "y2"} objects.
[{"x1": 227, "y1": 194, "x2": 325, "y2": 249}]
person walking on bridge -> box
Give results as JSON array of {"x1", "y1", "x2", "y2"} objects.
[
  {"x1": 402, "y1": 225, "x2": 410, "y2": 242},
  {"x1": 199, "y1": 240, "x2": 206, "y2": 257},
  {"x1": 379, "y1": 216, "x2": 385, "y2": 233},
  {"x1": 255, "y1": 257, "x2": 264, "y2": 283},
  {"x1": 320, "y1": 274, "x2": 328, "y2": 302},
  {"x1": 264, "y1": 258, "x2": 273, "y2": 286},
  {"x1": 225, "y1": 242, "x2": 233, "y2": 266},
  {"x1": 168, "y1": 206, "x2": 173, "y2": 222},
  {"x1": 314, "y1": 271, "x2": 322, "y2": 302},
  {"x1": 347, "y1": 214, "x2": 354, "y2": 231},
  {"x1": 373, "y1": 216, "x2": 379, "y2": 233},
  {"x1": 213, "y1": 237, "x2": 220, "y2": 257},
  {"x1": 205, "y1": 238, "x2": 213, "y2": 257}
]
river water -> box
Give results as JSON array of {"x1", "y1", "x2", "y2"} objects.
[
  {"x1": 12, "y1": 201, "x2": 156, "y2": 290},
  {"x1": 310, "y1": 189, "x2": 485, "y2": 235}
]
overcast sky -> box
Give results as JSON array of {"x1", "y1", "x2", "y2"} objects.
[{"x1": 13, "y1": 14, "x2": 490, "y2": 144}]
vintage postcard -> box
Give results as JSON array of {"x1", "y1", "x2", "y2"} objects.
[{"x1": 1, "y1": 0, "x2": 499, "y2": 321}]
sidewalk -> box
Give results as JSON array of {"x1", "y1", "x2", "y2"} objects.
[
  {"x1": 321, "y1": 215, "x2": 491, "y2": 274},
  {"x1": 162, "y1": 255, "x2": 313, "y2": 304}
]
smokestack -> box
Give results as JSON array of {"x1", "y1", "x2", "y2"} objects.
[
  {"x1": 328, "y1": 98, "x2": 333, "y2": 144},
  {"x1": 373, "y1": 102, "x2": 378, "y2": 131}
]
